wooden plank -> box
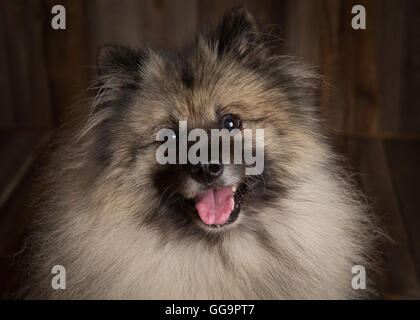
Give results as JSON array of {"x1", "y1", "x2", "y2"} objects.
[
  {"x1": 160, "y1": 0, "x2": 198, "y2": 47},
  {"x1": 284, "y1": 0, "x2": 321, "y2": 65},
  {"x1": 281, "y1": 0, "x2": 410, "y2": 136},
  {"x1": 1, "y1": 0, "x2": 52, "y2": 128},
  {"x1": 337, "y1": 0, "x2": 381, "y2": 134},
  {"x1": 376, "y1": 0, "x2": 405, "y2": 133},
  {"x1": 87, "y1": 0, "x2": 198, "y2": 62},
  {"x1": 43, "y1": 0, "x2": 90, "y2": 124},
  {"x1": 0, "y1": 2, "x2": 14, "y2": 128},
  {"x1": 305, "y1": 0, "x2": 340, "y2": 126},
  {"x1": 384, "y1": 140, "x2": 420, "y2": 290},
  {"x1": 87, "y1": 0, "x2": 145, "y2": 61},
  {"x1": 400, "y1": 0, "x2": 420, "y2": 133},
  {"x1": 339, "y1": 137, "x2": 420, "y2": 298}
]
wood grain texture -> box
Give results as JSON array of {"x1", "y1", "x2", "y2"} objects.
[
  {"x1": 376, "y1": 0, "x2": 405, "y2": 133},
  {"x1": 87, "y1": 0, "x2": 198, "y2": 62},
  {"x1": 400, "y1": 0, "x2": 420, "y2": 133},
  {"x1": 339, "y1": 137, "x2": 420, "y2": 298},
  {"x1": 43, "y1": 0, "x2": 90, "y2": 124},
  {"x1": 385, "y1": 140, "x2": 420, "y2": 291},
  {"x1": 343, "y1": 0, "x2": 381, "y2": 135},
  {"x1": 280, "y1": 0, "x2": 419, "y2": 136},
  {"x1": 0, "y1": 2, "x2": 14, "y2": 127},
  {"x1": 0, "y1": 0, "x2": 52, "y2": 129}
]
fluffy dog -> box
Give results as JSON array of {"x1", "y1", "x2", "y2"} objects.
[{"x1": 21, "y1": 7, "x2": 380, "y2": 299}]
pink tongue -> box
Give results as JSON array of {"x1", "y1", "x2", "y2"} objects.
[{"x1": 195, "y1": 187, "x2": 234, "y2": 225}]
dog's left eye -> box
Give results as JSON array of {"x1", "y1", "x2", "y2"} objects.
[{"x1": 221, "y1": 114, "x2": 241, "y2": 131}]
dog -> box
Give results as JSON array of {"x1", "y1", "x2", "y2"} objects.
[{"x1": 21, "y1": 7, "x2": 380, "y2": 299}]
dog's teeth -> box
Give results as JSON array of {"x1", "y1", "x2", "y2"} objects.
[
  {"x1": 231, "y1": 198, "x2": 235, "y2": 210},
  {"x1": 232, "y1": 186, "x2": 237, "y2": 193}
]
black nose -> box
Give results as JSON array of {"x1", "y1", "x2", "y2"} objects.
[{"x1": 189, "y1": 163, "x2": 223, "y2": 184}]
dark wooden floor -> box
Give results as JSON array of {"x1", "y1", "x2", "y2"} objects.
[{"x1": 0, "y1": 132, "x2": 419, "y2": 299}]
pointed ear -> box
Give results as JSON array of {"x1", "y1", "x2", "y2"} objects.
[
  {"x1": 214, "y1": 7, "x2": 266, "y2": 63},
  {"x1": 96, "y1": 45, "x2": 144, "y2": 90}
]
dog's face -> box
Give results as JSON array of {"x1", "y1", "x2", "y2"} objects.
[{"x1": 87, "y1": 8, "x2": 319, "y2": 235}]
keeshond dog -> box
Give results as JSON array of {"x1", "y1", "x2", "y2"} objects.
[{"x1": 21, "y1": 7, "x2": 380, "y2": 299}]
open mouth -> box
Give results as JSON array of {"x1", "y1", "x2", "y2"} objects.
[{"x1": 184, "y1": 184, "x2": 245, "y2": 228}]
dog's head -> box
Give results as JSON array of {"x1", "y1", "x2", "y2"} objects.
[{"x1": 84, "y1": 7, "x2": 320, "y2": 236}]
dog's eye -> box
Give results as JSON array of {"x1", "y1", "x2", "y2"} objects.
[{"x1": 221, "y1": 114, "x2": 241, "y2": 131}]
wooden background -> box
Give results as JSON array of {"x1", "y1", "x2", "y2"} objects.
[{"x1": 0, "y1": 0, "x2": 419, "y2": 299}]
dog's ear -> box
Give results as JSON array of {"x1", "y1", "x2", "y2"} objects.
[
  {"x1": 96, "y1": 44, "x2": 144, "y2": 91},
  {"x1": 213, "y1": 7, "x2": 267, "y2": 64}
]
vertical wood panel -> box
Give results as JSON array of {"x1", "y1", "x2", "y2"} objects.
[
  {"x1": 341, "y1": 138, "x2": 420, "y2": 298},
  {"x1": 1, "y1": 0, "x2": 52, "y2": 129},
  {"x1": 376, "y1": 0, "x2": 405, "y2": 133},
  {"x1": 0, "y1": 2, "x2": 14, "y2": 127},
  {"x1": 340, "y1": 0, "x2": 380, "y2": 134},
  {"x1": 285, "y1": 0, "x2": 382, "y2": 134},
  {"x1": 161, "y1": 0, "x2": 198, "y2": 47},
  {"x1": 284, "y1": 0, "x2": 321, "y2": 64},
  {"x1": 400, "y1": 0, "x2": 420, "y2": 133},
  {"x1": 385, "y1": 140, "x2": 420, "y2": 287},
  {"x1": 87, "y1": 0, "x2": 198, "y2": 64},
  {"x1": 317, "y1": 0, "x2": 343, "y2": 129},
  {"x1": 43, "y1": 0, "x2": 90, "y2": 124}
]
